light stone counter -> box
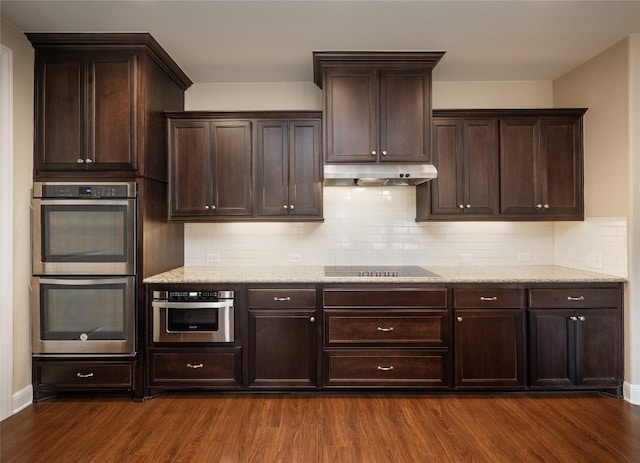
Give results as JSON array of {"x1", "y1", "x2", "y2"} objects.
[{"x1": 143, "y1": 265, "x2": 626, "y2": 284}]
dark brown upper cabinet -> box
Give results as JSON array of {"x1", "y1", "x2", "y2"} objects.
[
  {"x1": 313, "y1": 52, "x2": 444, "y2": 164},
  {"x1": 167, "y1": 111, "x2": 323, "y2": 222},
  {"x1": 28, "y1": 33, "x2": 191, "y2": 181},
  {"x1": 168, "y1": 118, "x2": 253, "y2": 220},
  {"x1": 256, "y1": 118, "x2": 322, "y2": 220},
  {"x1": 417, "y1": 108, "x2": 586, "y2": 222},
  {"x1": 417, "y1": 115, "x2": 499, "y2": 221},
  {"x1": 500, "y1": 111, "x2": 585, "y2": 220}
]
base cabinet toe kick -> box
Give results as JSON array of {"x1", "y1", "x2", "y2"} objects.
[{"x1": 139, "y1": 282, "x2": 623, "y2": 398}]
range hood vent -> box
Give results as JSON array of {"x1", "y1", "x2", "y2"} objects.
[{"x1": 323, "y1": 163, "x2": 437, "y2": 186}]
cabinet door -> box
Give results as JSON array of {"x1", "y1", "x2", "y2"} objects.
[
  {"x1": 210, "y1": 121, "x2": 253, "y2": 216},
  {"x1": 248, "y1": 309, "x2": 318, "y2": 388},
  {"x1": 379, "y1": 69, "x2": 431, "y2": 162},
  {"x1": 169, "y1": 120, "x2": 211, "y2": 218},
  {"x1": 288, "y1": 119, "x2": 322, "y2": 217},
  {"x1": 35, "y1": 51, "x2": 84, "y2": 170},
  {"x1": 499, "y1": 118, "x2": 540, "y2": 216},
  {"x1": 429, "y1": 119, "x2": 464, "y2": 216},
  {"x1": 539, "y1": 117, "x2": 583, "y2": 219},
  {"x1": 454, "y1": 309, "x2": 524, "y2": 388},
  {"x1": 323, "y1": 68, "x2": 377, "y2": 162},
  {"x1": 464, "y1": 119, "x2": 499, "y2": 215},
  {"x1": 528, "y1": 309, "x2": 575, "y2": 388},
  {"x1": 256, "y1": 120, "x2": 289, "y2": 216},
  {"x1": 88, "y1": 51, "x2": 137, "y2": 170},
  {"x1": 575, "y1": 309, "x2": 621, "y2": 388}
]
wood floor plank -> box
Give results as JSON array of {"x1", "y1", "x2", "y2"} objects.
[{"x1": 2, "y1": 393, "x2": 640, "y2": 462}]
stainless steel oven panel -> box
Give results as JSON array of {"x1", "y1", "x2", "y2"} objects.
[
  {"x1": 152, "y1": 301, "x2": 235, "y2": 343},
  {"x1": 32, "y1": 198, "x2": 136, "y2": 275},
  {"x1": 32, "y1": 277, "x2": 136, "y2": 356}
]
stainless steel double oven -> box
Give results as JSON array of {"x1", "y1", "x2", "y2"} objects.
[{"x1": 31, "y1": 182, "x2": 137, "y2": 356}]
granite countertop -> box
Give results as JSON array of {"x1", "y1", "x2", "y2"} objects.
[{"x1": 143, "y1": 265, "x2": 626, "y2": 284}]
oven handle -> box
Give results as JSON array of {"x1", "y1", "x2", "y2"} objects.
[
  {"x1": 36, "y1": 277, "x2": 132, "y2": 285},
  {"x1": 152, "y1": 300, "x2": 233, "y2": 309}
]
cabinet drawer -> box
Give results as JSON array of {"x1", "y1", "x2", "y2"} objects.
[
  {"x1": 325, "y1": 310, "x2": 447, "y2": 346},
  {"x1": 528, "y1": 288, "x2": 622, "y2": 309},
  {"x1": 323, "y1": 288, "x2": 447, "y2": 308},
  {"x1": 37, "y1": 361, "x2": 133, "y2": 388},
  {"x1": 324, "y1": 350, "x2": 448, "y2": 388},
  {"x1": 453, "y1": 289, "x2": 523, "y2": 308},
  {"x1": 149, "y1": 349, "x2": 242, "y2": 387},
  {"x1": 248, "y1": 288, "x2": 316, "y2": 308}
]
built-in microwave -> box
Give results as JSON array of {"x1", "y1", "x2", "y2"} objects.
[
  {"x1": 32, "y1": 276, "x2": 136, "y2": 356},
  {"x1": 32, "y1": 182, "x2": 136, "y2": 275},
  {"x1": 152, "y1": 290, "x2": 235, "y2": 343}
]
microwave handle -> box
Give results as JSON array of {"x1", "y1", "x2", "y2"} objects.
[{"x1": 152, "y1": 301, "x2": 233, "y2": 310}]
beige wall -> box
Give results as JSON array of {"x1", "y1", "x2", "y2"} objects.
[
  {"x1": 554, "y1": 39, "x2": 630, "y2": 217},
  {"x1": 1, "y1": 19, "x2": 34, "y2": 396}
]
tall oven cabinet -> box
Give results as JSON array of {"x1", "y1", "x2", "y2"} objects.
[{"x1": 28, "y1": 33, "x2": 192, "y2": 402}]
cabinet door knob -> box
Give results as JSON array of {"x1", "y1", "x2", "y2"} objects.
[
  {"x1": 204, "y1": 205, "x2": 209, "y2": 210},
  {"x1": 543, "y1": 203, "x2": 550, "y2": 209},
  {"x1": 465, "y1": 204, "x2": 471, "y2": 208},
  {"x1": 77, "y1": 158, "x2": 85, "y2": 164},
  {"x1": 371, "y1": 150, "x2": 377, "y2": 156},
  {"x1": 382, "y1": 150, "x2": 388, "y2": 156},
  {"x1": 536, "y1": 203, "x2": 543, "y2": 209},
  {"x1": 283, "y1": 205, "x2": 288, "y2": 210},
  {"x1": 458, "y1": 204, "x2": 464, "y2": 209},
  {"x1": 456, "y1": 316, "x2": 463, "y2": 322},
  {"x1": 85, "y1": 158, "x2": 93, "y2": 164},
  {"x1": 310, "y1": 316, "x2": 316, "y2": 323},
  {"x1": 187, "y1": 363, "x2": 204, "y2": 369},
  {"x1": 76, "y1": 372, "x2": 94, "y2": 378},
  {"x1": 290, "y1": 204, "x2": 294, "y2": 210},
  {"x1": 578, "y1": 315, "x2": 586, "y2": 322},
  {"x1": 569, "y1": 316, "x2": 578, "y2": 321}
]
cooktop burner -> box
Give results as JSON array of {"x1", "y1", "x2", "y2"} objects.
[{"x1": 324, "y1": 266, "x2": 440, "y2": 278}]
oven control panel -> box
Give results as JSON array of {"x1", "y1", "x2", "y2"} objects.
[
  {"x1": 153, "y1": 290, "x2": 235, "y2": 302},
  {"x1": 35, "y1": 182, "x2": 137, "y2": 199}
]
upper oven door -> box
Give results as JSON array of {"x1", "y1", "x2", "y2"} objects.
[{"x1": 32, "y1": 198, "x2": 136, "y2": 275}]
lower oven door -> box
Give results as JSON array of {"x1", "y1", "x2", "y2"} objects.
[
  {"x1": 32, "y1": 277, "x2": 136, "y2": 356},
  {"x1": 152, "y1": 301, "x2": 234, "y2": 343}
]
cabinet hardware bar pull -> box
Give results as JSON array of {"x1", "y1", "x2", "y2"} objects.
[
  {"x1": 480, "y1": 296, "x2": 498, "y2": 301},
  {"x1": 567, "y1": 296, "x2": 585, "y2": 301},
  {"x1": 377, "y1": 365, "x2": 394, "y2": 371},
  {"x1": 187, "y1": 363, "x2": 204, "y2": 369},
  {"x1": 377, "y1": 326, "x2": 394, "y2": 332},
  {"x1": 274, "y1": 296, "x2": 291, "y2": 302},
  {"x1": 76, "y1": 372, "x2": 94, "y2": 378}
]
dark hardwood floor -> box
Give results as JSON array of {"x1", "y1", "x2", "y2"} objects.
[{"x1": 2, "y1": 393, "x2": 640, "y2": 462}]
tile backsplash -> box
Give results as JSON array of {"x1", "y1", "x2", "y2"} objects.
[{"x1": 185, "y1": 186, "x2": 627, "y2": 277}]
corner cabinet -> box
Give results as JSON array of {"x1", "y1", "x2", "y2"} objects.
[
  {"x1": 167, "y1": 112, "x2": 323, "y2": 222},
  {"x1": 528, "y1": 285, "x2": 623, "y2": 394},
  {"x1": 417, "y1": 108, "x2": 586, "y2": 222},
  {"x1": 313, "y1": 52, "x2": 444, "y2": 163},
  {"x1": 28, "y1": 33, "x2": 192, "y2": 181}
]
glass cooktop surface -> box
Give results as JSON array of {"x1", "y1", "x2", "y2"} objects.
[{"x1": 324, "y1": 266, "x2": 440, "y2": 278}]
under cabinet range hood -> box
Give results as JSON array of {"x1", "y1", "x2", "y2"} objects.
[{"x1": 323, "y1": 163, "x2": 438, "y2": 186}]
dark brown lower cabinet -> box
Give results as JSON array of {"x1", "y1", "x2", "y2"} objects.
[
  {"x1": 147, "y1": 348, "x2": 242, "y2": 395},
  {"x1": 453, "y1": 287, "x2": 525, "y2": 389},
  {"x1": 247, "y1": 288, "x2": 319, "y2": 389},
  {"x1": 33, "y1": 358, "x2": 134, "y2": 401},
  {"x1": 528, "y1": 286, "x2": 623, "y2": 393}
]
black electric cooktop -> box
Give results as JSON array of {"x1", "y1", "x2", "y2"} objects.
[{"x1": 324, "y1": 265, "x2": 440, "y2": 278}]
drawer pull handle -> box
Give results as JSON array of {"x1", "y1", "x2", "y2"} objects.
[
  {"x1": 187, "y1": 363, "x2": 204, "y2": 369},
  {"x1": 377, "y1": 326, "x2": 394, "y2": 332},
  {"x1": 76, "y1": 372, "x2": 94, "y2": 378},
  {"x1": 480, "y1": 296, "x2": 498, "y2": 301},
  {"x1": 274, "y1": 296, "x2": 291, "y2": 302},
  {"x1": 567, "y1": 296, "x2": 585, "y2": 301},
  {"x1": 377, "y1": 365, "x2": 394, "y2": 371}
]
